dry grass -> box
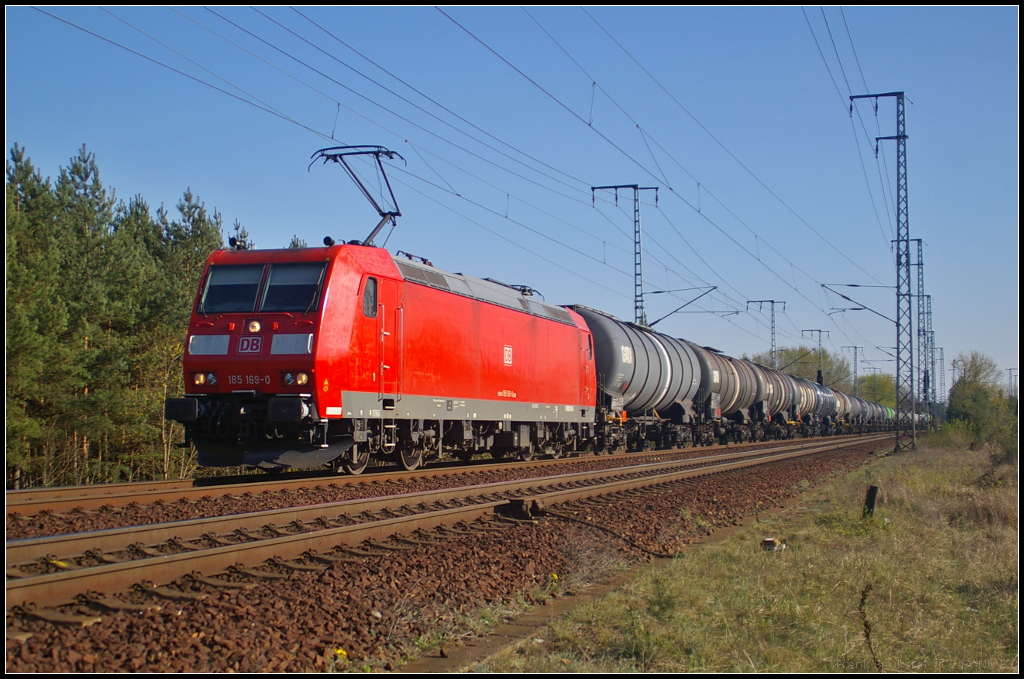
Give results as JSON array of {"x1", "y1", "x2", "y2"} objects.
[{"x1": 481, "y1": 441, "x2": 1019, "y2": 673}]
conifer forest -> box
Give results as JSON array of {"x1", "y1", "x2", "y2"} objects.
[{"x1": 6, "y1": 145, "x2": 226, "y2": 488}]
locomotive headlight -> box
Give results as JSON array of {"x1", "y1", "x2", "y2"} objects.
[
  {"x1": 246, "y1": 320, "x2": 261, "y2": 333},
  {"x1": 193, "y1": 372, "x2": 217, "y2": 386},
  {"x1": 281, "y1": 372, "x2": 309, "y2": 387}
]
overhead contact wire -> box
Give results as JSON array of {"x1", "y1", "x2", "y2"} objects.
[
  {"x1": 293, "y1": 7, "x2": 594, "y2": 192},
  {"x1": 522, "y1": 7, "x2": 886, "y2": 345},
  {"x1": 586, "y1": 6, "x2": 885, "y2": 287},
  {"x1": 32, "y1": 7, "x2": 330, "y2": 140},
  {"x1": 251, "y1": 7, "x2": 592, "y2": 200},
  {"x1": 391, "y1": 174, "x2": 630, "y2": 299},
  {"x1": 206, "y1": 7, "x2": 591, "y2": 205}
]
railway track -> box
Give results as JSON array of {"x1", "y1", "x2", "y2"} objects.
[
  {"x1": 7, "y1": 435, "x2": 891, "y2": 671},
  {"x1": 6, "y1": 433, "x2": 877, "y2": 518},
  {"x1": 7, "y1": 435, "x2": 890, "y2": 616}
]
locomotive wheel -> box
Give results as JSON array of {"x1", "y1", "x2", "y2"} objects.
[
  {"x1": 516, "y1": 447, "x2": 534, "y2": 462},
  {"x1": 342, "y1": 445, "x2": 370, "y2": 476},
  {"x1": 546, "y1": 445, "x2": 564, "y2": 460},
  {"x1": 397, "y1": 447, "x2": 423, "y2": 471}
]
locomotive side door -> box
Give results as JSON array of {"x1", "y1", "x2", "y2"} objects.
[
  {"x1": 377, "y1": 278, "x2": 403, "y2": 403},
  {"x1": 581, "y1": 332, "x2": 593, "y2": 407}
]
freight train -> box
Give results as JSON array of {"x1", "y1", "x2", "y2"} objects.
[{"x1": 164, "y1": 241, "x2": 895, "y2": 474}]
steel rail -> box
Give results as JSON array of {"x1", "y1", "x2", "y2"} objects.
[
  {"x1": 6, "y1": 436, "x2": 890, "y2": 612},
  {"x1": 6, "y1": 434, "x2": 875, "y2": 515},
  {"x1": 7, "y1": 436, "x2": 887, "y2": 564},
  {"x1": 6, "y1": 502, "x2": 500, "y2": 612}
]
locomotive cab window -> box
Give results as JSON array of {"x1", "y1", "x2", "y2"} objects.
[
  {"x1": 260, "y1": 263, "x2": 327, "y2": 313},
  {"x1": 199, "y1": 265, "x2": 264, "y2": 313},
  {"x1": 362, "y1": 277, "x2": 378, "y2": 318}
]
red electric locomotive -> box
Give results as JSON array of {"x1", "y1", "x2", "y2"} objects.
[
  {"x1": 165, "y1": 146, "x2": 896, "y2": 473},
  {"x1": 165, "y1": 243, "x2": 597, "y2": 473}
]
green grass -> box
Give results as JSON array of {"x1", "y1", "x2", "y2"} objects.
[{"x1": 480, "y1": 441, "x2": 1018, "y2": 672}]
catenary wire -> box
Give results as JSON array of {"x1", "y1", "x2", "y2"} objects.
[
  {"x1": 584, "y1": 6, "x2": 886, "y2": 287},
  {"x1": 35, "y1": 6, "x2": 892, "y2": 360}
]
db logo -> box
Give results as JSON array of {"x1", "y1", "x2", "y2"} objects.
[
  {"x1": 503, "y1": 345, "x2": 513, "y2": 366},
  {"x1": 238, "y1": 336, "x2": 263, "y2": 354}
]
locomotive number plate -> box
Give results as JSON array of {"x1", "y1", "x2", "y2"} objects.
[{"x1": 227, "y1": 374, "x2": 271, "y2": 386}]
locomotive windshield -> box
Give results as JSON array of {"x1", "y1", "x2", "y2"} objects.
[
  {"x1": 199, "y1": 265, "x2": 264, "y2": 313},
  {"x1": 259, "y1": 263, "x2": 327, "y2": 312},
  {"x1": 198, "y1": 262, "x2": 327, "y2": 314}
]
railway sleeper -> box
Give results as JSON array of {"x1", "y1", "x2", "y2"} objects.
[
  {"x1": 182, "y1": 573, "x2": 255, "y2": 590},
  {"x1": 136, "y1": 582, "x2": 209, "y2": 602},
  {"x1": 166, "y1": 538, "x2": 202, "y2": 552},
  {"x1": 362, "y1": 539, "x2": 413, "y2": 552},
  {"x1": 84, "y1": 549, "x2": 128, "y2": 565},
  {"x1": 268, "y1": 556, "x2": 326, "y2": 572},
  {"x1": 341, "y1": 547, "x2": 394, "y2": 557},
  {"x1": 393, "y1": 536, "x2": 443, "y2": 546},
  {"x1": 16, "y1": 605, "x2": 102, "y2": 627},
  {"x1": 228, "y1": 565, "x2": 290, "y2": 580},
  {"x1": 202, "y1": 532, "x2": 238, "y2": 547},
  {"x1": 78, "y1": 593, "x2": 161, "y2": 612},
  {"x1": 304, "y1": 550, "x2": 361, "y2": 565},
  {"x1": 130, "y1": 543, "x2": 165, "y2": 558}
]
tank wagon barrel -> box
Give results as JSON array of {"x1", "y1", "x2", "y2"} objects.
[{"x1": 571, "y1": 305, "x2": 890, "y2": 447}]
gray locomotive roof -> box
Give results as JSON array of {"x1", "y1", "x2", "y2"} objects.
[{"x1": 392, "y1": 258, "x2": 575, "y2": 326}]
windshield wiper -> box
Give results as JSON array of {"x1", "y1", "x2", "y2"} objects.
[{"x1": 305, "y1": 265, "x2": 327, "y2": 315}]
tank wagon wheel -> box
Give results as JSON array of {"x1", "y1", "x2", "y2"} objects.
[
  {"x1": 341, "y1": 445, "x2": 371, "y2": 476},
  {"x1": 546, "y1": 445, "x2": 564, "y2": 460},
  {"x1": 516, "y1": 447, "x2": 534, "y2": 462},
  {"x1": 397, "y1": 446, "x2": 424, "y2": 472}
]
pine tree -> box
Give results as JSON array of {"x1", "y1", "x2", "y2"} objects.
[
  {"x1": 6, "y1": 145, "x2": 229, "y2": 487},
  {"x1": 155, "y1": 191, "x2": 223, "y2": 477},
  {"x1": 6, "y1": 145, "x2": 67, "y2": 487},
  {"x1": 230, "y1": 218, "x2": 253, "y2": 250}
]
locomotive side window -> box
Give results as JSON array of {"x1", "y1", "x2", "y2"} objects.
[
  {"x1": 260, "y1": 263, "x2": 327, "y2": 313},
  {"x1": 200, "y1": 265, "x2": 264, "y2": 313},
  {"x1": 362, "y1": 277, "x2": 378, "y2": 317}
]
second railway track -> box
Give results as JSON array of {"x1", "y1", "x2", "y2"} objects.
[
  {"x1": 7, "y1": 435, "x2": 892, "y2": 672},
  {"x1": 7, "y1": 435, "x2": 891, "y2": 614},
  {"x1": 6, "y1": 433, "x2": 878, "y2": 530}
]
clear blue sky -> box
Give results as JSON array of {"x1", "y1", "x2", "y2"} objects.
[{"x1": 6, "y1": 7, "x2": 1019, "y2": 394}]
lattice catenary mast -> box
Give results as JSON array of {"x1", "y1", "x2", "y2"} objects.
[
  {"x1": 748, "y1": 300, "x2": 786, "y2": 369},
  {"x1": 851, "y1": 91, "x2": 914, "y2": 452},
  {"x1": 592, "y1": 185, "x2": 658, "y2": 325}
]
